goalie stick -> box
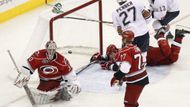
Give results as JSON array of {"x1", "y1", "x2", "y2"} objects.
[
  {"x1": 76, "y1": 60, "x2": 98, "y2": 75},
  {"x1": 7, "y1": 50, "x2": 38, "y2": 107}
]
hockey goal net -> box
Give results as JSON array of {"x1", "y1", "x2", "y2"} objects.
[
  {"x1": 8, "y1": 0, "x2": 104, "y2": 86},
  {"x1": 47, "y1": 0, "x2": 103, "y2": 70}
]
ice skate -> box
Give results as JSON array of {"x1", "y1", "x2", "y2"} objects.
[{"x1": 175, "y1": 29, "x2": 190, "y2": 37}]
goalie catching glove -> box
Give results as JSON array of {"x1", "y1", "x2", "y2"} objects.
[{"x1": 14, "y1": 66, "x2": 33, "y2": 88}]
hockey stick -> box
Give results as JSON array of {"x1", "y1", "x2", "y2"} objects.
[
  {"x1": 76, "y1": 60, "x2": 98, "y2": 75},
  {"x1": 63, "y1": 16, "x2": 113, "y2": 24},
  {"x1": 7, "y1": 50, "x2": 38, "y2": 107}
]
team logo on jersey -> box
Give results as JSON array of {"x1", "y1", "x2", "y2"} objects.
[{"x1": 40, "y1": 65, "x2": 58, "y2": 75}]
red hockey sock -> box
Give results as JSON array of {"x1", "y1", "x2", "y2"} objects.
[
  {"x1": 157, "y1": 33, "x2": 165, "y2": 39},
  {"x1": 174, "y1": 37, "x2": 183, "y2": 43}
]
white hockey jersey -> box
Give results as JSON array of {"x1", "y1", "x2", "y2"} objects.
[
  {"x1": 112, "y1": 0, "x2": 149, "y2": 37},
  {"x1": 149, "y1": 0, "x2": 179, "y2": 20}
]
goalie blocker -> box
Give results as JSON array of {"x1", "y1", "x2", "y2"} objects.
[{"x1": 14, "y1": 41, "x2": 81, "y2": 104}]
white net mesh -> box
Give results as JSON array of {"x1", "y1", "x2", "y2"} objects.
[
  {"x1": 17, "y1": 0, "x2": 102, "y2": 84},
  {"x1": 49, "y1": 0, "x2": 101, "y2": 70},
  {"x1": 51, "y1": 0, "x2": 100, "y2": 48}
]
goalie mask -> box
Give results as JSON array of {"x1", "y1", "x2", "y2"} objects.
[
  {"x1": 117, "y1": 0, "x2": 127, "y2": 5},
  {"x1": 45, "y1": 41, "x2": 57, "y2": 60}
]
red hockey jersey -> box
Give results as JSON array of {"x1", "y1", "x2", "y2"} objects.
[
  {"x1": 146, "y1": 39, "x2": 179, "y2": 66},
  {"x1": 27, "y1": 49, "x2": 72, "y2": 81},
  {"x1": 115, "y1": 44, "x2": 148, "y2": 85}
]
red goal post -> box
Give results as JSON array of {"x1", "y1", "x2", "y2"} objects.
[{"x1": 49, "y1": 0, "x2": 103, "y2": 54}]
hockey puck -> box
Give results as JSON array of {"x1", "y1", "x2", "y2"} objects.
[{"x1": 68, "y1": 50, "x2": 72, "y2": 54}]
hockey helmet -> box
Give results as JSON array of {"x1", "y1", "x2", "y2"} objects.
[
  {"x1": 122, "y1": 30, "x2": 134, "y2": 42},
  {"x1": 117, "y1": 0, "x2": 127, "y2": 5},
  {"x1": 106, "y1": 44, "x2": 118, "y2": 61},
  {"x1": 106, "y1": 44, "x2": 118, "y2": 56},
  {"x1": 45, "y1": 40, "x2": 57, "y2": 60}
]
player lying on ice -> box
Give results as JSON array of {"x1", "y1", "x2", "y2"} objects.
[
  {"x1": 14, "y1": 40, "x2": 81, "y2": 105},
  {"x1": 90, "y1": 28, "x2": 190, "y2": 66}
]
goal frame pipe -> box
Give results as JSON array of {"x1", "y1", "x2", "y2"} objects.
[{"x1": 49, "y1": 0, "x2": 103, "y2": 54}]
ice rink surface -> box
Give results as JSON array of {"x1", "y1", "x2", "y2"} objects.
[{"x1": 0, "y1": 0, "x2": 190, "y2": 107}]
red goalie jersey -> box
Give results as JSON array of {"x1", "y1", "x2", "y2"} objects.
[
  {"x1": 14, "y1": 40, "x2": 81, "y2": 95},
  {"x1": 27, "y1": 49, "x2": 72, "y2": 91},
  {"x1": 28, "y1": 49, "x2": 72, "y2": 81}
]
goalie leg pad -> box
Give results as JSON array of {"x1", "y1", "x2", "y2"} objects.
[
  {"x1": 30, "y1": 85, "x2": 74, "y2": 105},
  {"x1": 30, "y1": 88, "x2": 58, "y2": 105},
  {"x1": 59, "y1": 87, "x2": 73, "y2": 101}
]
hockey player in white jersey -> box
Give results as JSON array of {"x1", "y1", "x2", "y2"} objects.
[
  {"x1": 112, "y1": 0, "x2": 152, "y2": 65},
  {"x1": 149, "y1": 0, "x2": 180, "y2": 39}
]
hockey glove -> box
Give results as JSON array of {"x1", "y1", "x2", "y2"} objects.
[
  {"x1": 110, "y1": 77, "x2": 120, "y2": 87},
  {"x1": 100, "y1": 61, "x2": 113, "y2": 70},
  {"x1": 110, "y1": 77, "x2": 124, "y2": 87},
  {"x1": 14, "y1": 66, "x2": 32, "y2": 88},
  {"x1": 110, "y1": 71, "x2": 125, "y2": 87},
  {"x1": 90, "y1": 52, "x2": 102, "y2": 62}
]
